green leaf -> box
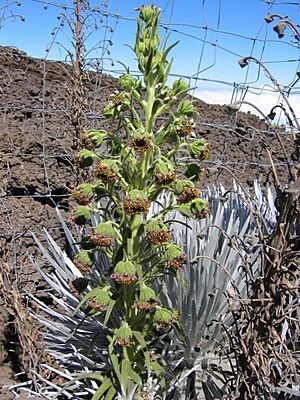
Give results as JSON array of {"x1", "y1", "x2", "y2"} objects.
[
  {"x1": 58, "y1": 372, "x2": 103, "y2": 394},
  {"x1": 105, "y1": 385, "x2": 117, "y2": 400},
  {"x1": 150, "y1": 361, "x2": 163, "y2": 379},
  {"x1": 91, "y1": 378, "x2": 113, "y2": 400},
  {"x1": 145, "y1": 48, "x2": 154, "y2": 76},
  {"x1": 152, "y1": 98, "x2": 163, "y2": 116},
  {"x1": 73, "y1": 287, "x2": 105, "y2": 315},
  {"x1": 109, "y1": 343, "x2": 122, "y2": 383},
  {"x1": 104, "y1": 300, "x2": 116, "y2": 325},
  {"x1": 161, "y1": 40, "x2": 179, "y2": 64},
  {"x1": 133, "y1": 331, "x2": 147, "y2": 349},
  {"x1": 121, "y1": 359, "x2": 142, "y2": 385},
  {"x1": 79, "y1": 149, "x2": 97, "y2": 167}
]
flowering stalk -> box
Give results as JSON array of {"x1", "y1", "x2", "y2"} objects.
[{"x1": 71, "y1": 4, "x2": 211, "y2": 398}]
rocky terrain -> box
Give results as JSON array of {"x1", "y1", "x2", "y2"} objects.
[{"x1": 0, "y1": 45, "x2": 291, "y2": 396}]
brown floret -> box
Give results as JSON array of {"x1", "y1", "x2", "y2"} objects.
[
  {"x1": 177, "y1": 187, "x2": 200, "y2": 204},
  {"x1": 131, "y1": 136, "x2": 152, "y2": 152},
  {"x1": 123, "y1": 199, "x2": 150, "y2": 215},
  {"x1": 90, "y1": 233, "x2": 115, "y2": 247},
  {"x1": 115, "y1": 337, "x2": 132, "y2": 347},
  {"x1": 71, "y1": 189, "x2": 91, "y2": 205},
  {"x1": 95, "y1": 165, "x2": 117, "y2": 183},
  {"x1": 155, "y1": 172, "x2": 176, "y2": 185},
  {"x1": 165, "y1": 254, "x2": 186, "y2": 270},
  {"x1": 146, "y1": 229, "x2": 172, "y2": 245},
  {"x1": 110, "y1": 272, "x2": 139, "y2": 285},
  {"x1": 86, "y1": 299, "x2": 108, "y2": 313}
]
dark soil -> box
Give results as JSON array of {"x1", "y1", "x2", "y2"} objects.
[{"x1": 0, "y1": 45, "x2": 292, "y2": 393}]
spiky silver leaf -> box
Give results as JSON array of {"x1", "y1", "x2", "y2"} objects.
[{"x1": 12, "y1": 182, "x2": 277, "y2": 399}]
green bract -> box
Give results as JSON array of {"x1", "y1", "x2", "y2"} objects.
[
  {"x1": 174, "y1": 179, "x2": 195, "y2": 194},
  {"x1": 87, "y1": 129, "x2": 107, "y2": 147},
  {"x1": 114, "y1": 260, "x2": 136, "y2": 275},
  {"x1": 95, "y1": 221, "x2": 118, "y2": 239},
  {"x1": 73, "y1": 205, "x2": 91, "y2": 224},
  {"x1": 162, "y1": 244, "x2": 184, "y2": 261},
  {"x1": 78, "y1": 183, "x2": 94, "y2": 197},
  {"x1": 116, "y1": 322, "x2": 133, "y2": 340},
  {"x1": 177, "y1": 99, "x2": 195, "y2": 116},
  {"x1": 172, "y1": 79, "x2": 189, "y2": 95},
  {"x1": 139, "y1": 283, "x2": 156, "y2": 303},
  {"x1": 79, "y1": 149, "x2": 97, "y2": 167}
]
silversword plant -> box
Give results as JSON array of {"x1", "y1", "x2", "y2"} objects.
[
  {"x1": 68, "y1": 4, "x2": 210, "y2": 399},
  {"x1": 32, "y1": 6, "x2": 210, "y2": 400}
]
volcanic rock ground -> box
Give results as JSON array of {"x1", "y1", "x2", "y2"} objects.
[{"x1": 0, "y1": 45, "x2": 291, "y2": 395}]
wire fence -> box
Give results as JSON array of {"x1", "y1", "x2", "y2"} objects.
[{"x1": 0, "y1": 0, "x2": 299, "y2": 279}]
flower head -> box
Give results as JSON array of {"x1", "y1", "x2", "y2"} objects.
[
  {"x1": 71, "y1": 205, "x2": 91, "y2": 225},
  {"x1": 146, "y1": 219, "x2": 172, "y2": 245},
  {"x1": 177, "y1": 186, "x2": 200, "y2": 204},
  {"x1": 198, "y1": 142, "x2": 211, "y2": 160},
  {"x1": 123, "y1": 190, "x2": 150, "y2": 215},
  {"x1": 71, "y1": 189, "x2": 91, "y2": 205},
  {"x1": 119, "y1": 73, "x2": 141, "y2": 91},
  {"x1": 110, "y1": 90, "x2": 128, "y2": 108},
  {"x1": 155, "y1": 171, "x2": 176, "y2": 185},
  {"x1": 132, "y1": 283, "x2": 158, "y2": 310},
  {"x1": 90, "y1": 233, "x2": 114, "y2": 247},
  {"x1": 137, "y1": 4, "x2": 160, "y2": 24},
  {"x1": 95, "y1": 165, "x2": 117, "y2": 183},
  {"x1": 90, "y1": 221, "x2": 118, "y2": 247},
  {"x1": 95, "y1": 160, "x2": 119, "y2": 183},
  {"x1": 154, "y1": 159, "x2": 176, "y2": 185},
  {"x1": 163, "y1": 244, "x2": 186, "y2": 270},
  {"x1": 172, "y1": 79, "x2": 189, "y2": 95},
  {"x1": 111, "y1": 261, "x2": 138, "y2": 285},
  {"x1": 78, "y1": 149, "x2": 97, "y2": 168},
  {"x1": 123, "y1": 199, "x2": 150, "y2": 215},
  {"x1": 80, "y1": 133, "x2": 94, "y2": 150},
  {"x1": 177, "y1": 99, "x2": 195, "y2": 116},
  {"x1": 146, "y1": 229, "x2": 172, "y2": 245},
  {"x1": 86, "y1": 286, "x2": 112, "y2": 313},
  {"x1": 87, "y1": 129, "x2": 107, "y2": 148},
  {"x1": 130, "y1": 134, "x2": 153, "y2": 152},
  {"x1": 71, "y1": 183, "x2": 94, "y2": 205},
  {"x1": 174, "y1": 116, "x2": 195, "y2": 137},
  {"x1": 115, "y1": 322, "x2": 133, "y2": 347},
  {"x1": 190, "y1": 198, "x2": 210, "y2": 219},
  {"x1": 73, "y1": 250, "x2": 93, "y2": 273},
  {"x1": 154, "y1": 307, "x2": 179, "y2": 330}
]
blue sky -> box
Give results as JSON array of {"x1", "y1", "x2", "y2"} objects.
[{"x1": 1, "y1": 0, "x2": 300, "y2": 120}]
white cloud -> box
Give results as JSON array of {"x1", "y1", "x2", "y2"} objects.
[{"x1": 194, "y1": 88, "x2": 300, "y2": 127}]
